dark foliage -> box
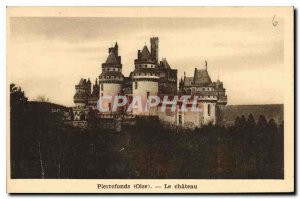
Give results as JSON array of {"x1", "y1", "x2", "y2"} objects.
[{"x1": 10, "y1": 84, "x2": 283, "y2": 179}]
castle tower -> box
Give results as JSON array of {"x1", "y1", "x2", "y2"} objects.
[
  {"x1": 73, "y1": 78, "x2": 90, "y2": 107},
  {"x1": 215, "y1": 79, "x2": 227, "y2": 125},
  {"x1": 98, "y1": 42, "x2": 124, "y2": 113},
  {"x1": 132, "y1": 42, "x2": 159, "y2": 115},
  {"x1": 92, "y1": 78, "x2": 99, "y2": 97},
  {"x1": 150, "y1": 37, "x2": 159, "y2": 64},
  {"x1": 86, "y1": 78, "x2": 91, "y2": 95}
]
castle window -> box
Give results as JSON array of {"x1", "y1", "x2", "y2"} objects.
[
  {"x1": 135, "y1": 82, "x2": 138, "y2": 90},
  {"x1": 101, "y1": 84, "x2": 103, "y2": 91},
  {"x1": 208, "y1": 104, "x2": 211, "y2": 116},
  {"x1": 144, "y1": 65, "x2": 147, "y2": 68}
]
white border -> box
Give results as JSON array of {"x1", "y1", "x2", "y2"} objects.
[{"x1": 1, "y1": 0, "x2": 299, "y2": 198}]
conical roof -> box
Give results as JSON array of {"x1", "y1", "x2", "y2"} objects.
[
  {"x1": 161, "y1": 58, "x2": 171, "y2": 69},
  {"x1": 105, "y1": 52, "x2": 119, "y2": 65},
  {"x1": 141, "y1": 45, "x2": 151, "y2": 61},
  {"x1": 78, "y1": 78, "x2": 85, "y2": 85},
  {"x1": 193, "y1": 69, "x2": 212, "y2": 85}
]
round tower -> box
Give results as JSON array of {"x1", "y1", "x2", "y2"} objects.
[
  {"x1": 132, "y1": 42, "x2": 159, "y2": 115},
  {"x1": 98, "y1": 42, "x2": 124, "y2": 113},
  {"x1": 73, "y1": 78, "x2": 90, "y2": 107}
]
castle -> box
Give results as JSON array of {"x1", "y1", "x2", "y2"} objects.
[{"x1": 70, "y1": 37, "x2": 227, "y2": 129}]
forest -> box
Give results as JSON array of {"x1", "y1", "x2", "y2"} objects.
[{"x1": 10, "y1": 84, "x2": 283, "y2": 179}]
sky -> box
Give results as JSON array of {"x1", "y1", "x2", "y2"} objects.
[{"x1": 8, "y1": 17, "x2": 284, "y2": 106}]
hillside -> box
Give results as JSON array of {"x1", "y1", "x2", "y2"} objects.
[
  {"x1": 27, "y1": 101, "x2": 68, "y2": 110},
  {"x1": 225, "y1": 104, "x2": 284, "y2": 125}
]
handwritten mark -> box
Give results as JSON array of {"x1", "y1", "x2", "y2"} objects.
[{"x1": 272, "y1": 15, "x2": 278, "y2": 27}]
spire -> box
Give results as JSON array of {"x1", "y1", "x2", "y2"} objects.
[
  {"x1": 140, "y1": 45, "x2": 151, "y2": 61},
  {"x1": 114, "y1": 42, "x2": 119, "y2": 57},
  {"x1": 205, "y1": 60, "x2": 208, "y2": 70},
  {"x1": 78, "y1": 78, "x2": 84, "y2": 85}
]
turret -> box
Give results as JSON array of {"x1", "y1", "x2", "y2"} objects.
[
  {"x1": 114, "y1": 42, "x2": 118, "y2": 57},
  {"x1": 91, "y1": 78, "x2": 100, "y2": 98},
  {"x1": 73, "y1": 78, "x2": 90, "y2": 107},
  {"x1": 150, "y1": 37, "x2": 159, "y2": 64},
  {"x1": 98, "y1": 42, "x2": 124, "y2": 113},
  {"x1": 87, "y1": 78, "x2": 91, "y2": 95},
  {"x1": 179, "y1": 77, "x2": 184, "y2": 91},
  {"x1": 132, "y1": 42, "x2": 159, "y2": 115}
]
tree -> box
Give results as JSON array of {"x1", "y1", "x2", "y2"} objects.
[
  {"x1": 10, "y1": 83, "x2": 28, "y2": 106},
  {"x1": 234, "y1": 116, "x2": 241, "y2": 128},
  {"x1": 36, "y1": 95, "x2": 49, "y2": 102},
  {"x1": 257, "y1": 115, "x2": 268, "y2": 128},
  {"x1": 246, "y1": 113, "x2": 256, "y2": 129},
  {"x1": 240, "y1": 115, "x2": 246, "y2": 128},
  {"x1": 268, "y1": 118, "x2": 278, "y2": 131}
]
